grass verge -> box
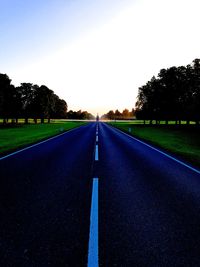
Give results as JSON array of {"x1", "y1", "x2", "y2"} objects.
[
  {"x1": 0, "y1": 121, "x2": 87, "y2": 156},
  {"x1": 109, "y1": 122, "x2": 200, "y2": 169}
]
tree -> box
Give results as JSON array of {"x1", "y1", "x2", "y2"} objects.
[
  {"x1": 114, "y1": 109, "x2": 122, "y2": 120},
  {"x1": 122, "y1": 109, "x2": 130, "y2": 118},
  {"x1": 17, "y1": 83, "x2": 34, "y2": 123},
  {"x1": 106, "y1": 110, "x2": 115, "y2": 120},
  {"x1": 30, "y1": 85, "x2": 55, "y2": 123},
  {"x1": 66, "y1": 109, "x2": 94, "y2": 120},
  {"x1": 135, "y1": 80, "x2": 157, "y2": 123},
  {"x1": 52, "y1": 95, "x2": 68, "y2": 119},
  {"x1": 135, "y1": 60, "x2": 200, "y2": 124},
  {"x1": 0, "y1": 74, "x2": 16, "y2": 123},
  {"x1": 190, "y1": 59, "x2": 200, "y2": 124},
  {"x1": 0, "y1": 73, "x2": 69, "y2": 124},
  {"x1": 9, "y1": 84, "x2": 22, "y2": 123},
  {"x1": 158, "y1": 67, "x2": 178, "y2": 123}
]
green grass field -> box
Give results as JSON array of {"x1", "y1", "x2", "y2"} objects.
[
  {"x1": 0, "y1": 121, "x2": 87, "y2": 155},
  {"x1": 109, "y1": 121, "x2": 200, "y2": 168}
]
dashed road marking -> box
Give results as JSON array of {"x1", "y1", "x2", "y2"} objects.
[
  {"x1": 87, "y1": 178, "x2": 99, "y2": 267},
  {"x1": 95, "y1": 145, "x2": 99, "y2": 161}
]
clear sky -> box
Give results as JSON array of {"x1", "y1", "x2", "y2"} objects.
[{"x1": 1, "y1": 0, "x2": 200, "y2": 116}]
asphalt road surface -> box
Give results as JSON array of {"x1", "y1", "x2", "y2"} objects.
[{"x1": 0, "y1": 122, "x2": 200, "y2": 267}]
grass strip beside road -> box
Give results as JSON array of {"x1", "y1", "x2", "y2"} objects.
[
  {"x1": 0, "y1": 121, "x2": 87, "y2": 156},
  {"x1": 109, "y1": 122, "x2": 200, "y2": 169}
]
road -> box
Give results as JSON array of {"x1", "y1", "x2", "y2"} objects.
[{"x1": 0, "y1": 122, "x2": 200, "y2": 266}]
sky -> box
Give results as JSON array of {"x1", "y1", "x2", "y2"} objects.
[{"x1": 1, "y1": 0, "x2": 200, "y2": 116}]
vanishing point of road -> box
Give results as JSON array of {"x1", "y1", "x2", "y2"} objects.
[{"x1": 0, "y1": 122, "x2": 200, "y2": 267}]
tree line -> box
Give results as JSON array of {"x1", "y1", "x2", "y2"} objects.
[
  {"x1": 67, "y1": 110, "x2": 95, "y2": 120},
  {"x1": 101, "y1": 108, "x2": 134, "y2": 120},
  {"x1": 0, "y1": 73, "x2": 68, "y2": 124},
  {"x1": 135, "y1": 59, "x2": 200, "y2": 125},
  {"x1": 0, "y1": 73, "x2": 94, "y2": 124}
]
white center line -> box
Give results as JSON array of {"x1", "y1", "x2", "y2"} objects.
[
  {"x1": 96, "y1": 135, "x2": 98, "y2": 143},
  {"x1": 87, "y1": 178, "x2": 99, "y2": 267},
  {"x1": 95, "y1": 145, "x2": 99, "y2": 161}
]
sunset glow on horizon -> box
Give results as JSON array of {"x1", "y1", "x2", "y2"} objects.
[{"x1": 1, "y1": 0, "x2": 200, "y2": 116}]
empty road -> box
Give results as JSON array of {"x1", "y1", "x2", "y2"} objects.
[{"x1": 0, "y1": 122, "x2": 200, "y2": 266}]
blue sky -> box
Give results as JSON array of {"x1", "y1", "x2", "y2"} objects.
[
  {"x1": 1, "y1": 1, "x2": 116, "y2": 65},
  {"x1": 1, "y1": 0, "x2": 132, "y2": 64},
  {"x1": 1, "y1": 0, "x2": 200, "y2": 115}
]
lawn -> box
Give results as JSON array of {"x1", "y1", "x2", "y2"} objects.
[
  {"x1": 0, "y1": 121, "x2": 87, "y2": 155},
  {"x1": 109, "y1": 121, "x2": 200, "y2": 169}
]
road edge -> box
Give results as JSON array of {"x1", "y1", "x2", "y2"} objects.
[
  {"x1": 106, "y1": 123, "x2": 200, "y2": 175},
  {"x1": 0, "y1": 124, "x2": 88, "y2": 161}
]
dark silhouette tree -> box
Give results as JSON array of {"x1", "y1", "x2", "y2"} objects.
[
  {"x1": 0, "y1": 73, "x2": 70, "y2": 124},
  {"x1": 114, "y1": 109, "x2": 122, "y2": 120},
  {"x1": 30, "y1": 85, "x2": 55, "y2": 123},
  {"x1": 191, "y1": 59, "x2": 200, "y2": 124},
  {"x1": 66, "y1": 109, "x2": 94, "y2": 120},
  {"x1": 52, "y1": 95, "x2": 68, "y2": 119},
  {"x1": 135, "y1": 59, "x2": 200, "y2": 125},
  {"x1": 122, "y1": 109, "x2": 130, "y2": 118},
  {"x1": 107, "y1": 110, "x2": 115, "y2": 120},
  {"x1": 17, "y1": 83, "x2": 35, "y2": 123},
  {"x1": 0, "y1": 74, "x2": 16, "y2": 124}
]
